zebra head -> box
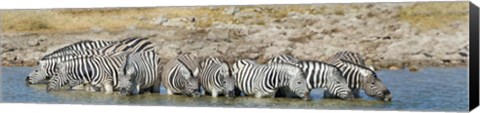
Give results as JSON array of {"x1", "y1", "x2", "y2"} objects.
[
  {"x1": 26, "y1": 65, "x2": 50, "y2": 85},
  {"x1": 117, "y1": 60, "x2": 136, "y2": 96},
  {"x1": 359, "y1": 69, "x2": 392, "y2": 102},
  {"x1": 179, "y1": 65, "x2": 201, "y2": 97},
  {"x1": 326, "y1": 68, "x2": 354, "y2": 100},
  {"x1": 219, "y1": 63, "x2": 235, "y2": 98},
  {"x1": 286, "y1": 67, "x2": 311, "y2": 101}
]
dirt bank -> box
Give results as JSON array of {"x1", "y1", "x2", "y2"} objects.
[{"x1": 0, "y1": 2, "x2": 470, "y2": 70}]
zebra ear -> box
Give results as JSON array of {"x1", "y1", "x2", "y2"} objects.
[
  {"x1": 368, "y1": 65, "x2": 375, "y2": 71},
  {"x1": 359, "y1": 69, "x2": 369, "y2": 77},
  {"x1": 193, "y1": 68, "x2": 199, "y2": 77}
]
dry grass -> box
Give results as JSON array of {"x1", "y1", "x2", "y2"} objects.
[
  {"x1": 1, "y1": 2, "x2": 470, "y2": 34},
  {"x1": 1, "y1": 4, "x2": 344, "y2": 34},
  {"x1": 399, "y1": 2, "x2": 469, "y2": 31}
]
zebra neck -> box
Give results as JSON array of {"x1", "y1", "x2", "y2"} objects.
[
  {"x1": 342, "y1": 65, "x2": 364, "y2": 89},
  {"x1": 267, "y1": 71, "x2": 290, "y2": 89}
]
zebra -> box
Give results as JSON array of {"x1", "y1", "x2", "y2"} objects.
[
  {"x1": 161, "y1": 54, "x2": 202, "y2": 97},
  {"x1": 27, "y1": 40, "x2": 117, "y2": 85},
  {"x1": 46, "y1": 53, "x2": 131, "y2": 94},
  {"x1": 26, "y1": 37, "x2": 155, "y2": 85},
  {"x1": 232, "y1": 59, "x2": 311, "y2": 100},
  {"x1": 326, "y1": 59, "x2": 392, "y2": 101},
  {"x1": 116, "y1": 51, "x2": 162, "y2": 96},
  {"x1": 267, "y1": 55, "x2": 354, "y2": 100},
  {"x1": 198, "y1": 57, "x2": 235, "y2": 98}
]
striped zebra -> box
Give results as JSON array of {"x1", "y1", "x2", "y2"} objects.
[
  {"x1": 327, "y1": 59, "x2": 392, "y2": 101},
  {"x1": 27, "y1": 40, "x2": 117, "y2": 85},
  {"x1": 117, "y1": 51, "x2": 162, "y2": 96},
  {"x1": 198, "y1": 57, "x2": 235, "y2": 98},
  {"x1": 161, "y1": 54, "x2": 202, "y2": 97},
  {"x1": 267, "y1": 55, "x2": 354, "y2": 100},
  {"x1": 26, "y1": 37, "x2": 154, "y2": 85},
  {"x1": 46, "y1": 53, "x2": 130, "y2": 94},
  {"x1": 232, "y1": 59, "x2": 311, "y2": 100}
]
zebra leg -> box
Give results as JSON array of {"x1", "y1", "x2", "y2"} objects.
[
  {"x1": 211, "y1": 89, "x2": 219, "y2": 98},
  {"x1": 103, "y1": 81, "x2": 114, "y2": 94},
  {"x1": 151, "y1": 80, "x2": 162, "y2": 93},
  {"x1": 86, "y1": 84, "x2": 97, "y2": 92},
  {"x1": 200, "y1": 88, "x2": 206, "y2": 96},
  {"x1": 234, "y1": 87, "x2": 242, "y2": 96},
  {"x1": 132, "y1": 84, "x2": 141, "y2": 95},
  {"x1": 167, "y1": 89, "x2": 174, "y2": 95}
]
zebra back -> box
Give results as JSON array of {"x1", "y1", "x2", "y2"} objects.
[
  {"x1": 98, "y1": 37, "x2": 155, "y2": 55},
  {"x1": 267, "y1": 54, "x2": 299, "y2": 65},
  {"x1": 326, "y1": 51, "x2": 366, "y2": 66},
  {"x1": 41, "y1": 40, "x2": 118, "y2": 60},
  {"x1": 40, "y1": 37, "x2": 154, "y2": 61}
]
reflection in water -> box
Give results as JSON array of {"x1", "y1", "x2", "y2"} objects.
[{"x1": 0, "y1": 67, "x2": 468, "y2": 111}]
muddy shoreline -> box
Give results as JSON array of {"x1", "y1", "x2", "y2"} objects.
[{"x1": 0, "y1": 3, "x2": 469, "y2": 71}]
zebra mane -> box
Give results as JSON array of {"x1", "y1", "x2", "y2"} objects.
[
  {"x1": 337, "y1": 59, "x2": 377, "y2": 77},
  {"x1": 40, "y1": 40, "x2": 120, "y2": 60},
  {"x1": 177, "y1": 58, "x2": 197, "y2": 78},
  {"x1": 40, "y1": 40, "x2": 94, "y2": 60},
  {"x1": 298, "y1": 60, "x2": 338, "y2": 68},
  {"x1": 266, "y1": 63, "x2": 304, "y2": 78}
]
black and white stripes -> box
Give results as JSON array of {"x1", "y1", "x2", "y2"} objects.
[
  {"x1": 198, "y1": 57, "x2": 235, "y2": 97},
  {"x1": 26, "y1": 38, "x2": 391, "y2": 101},
  {"x1": 117, "y1": 50, "x2": 162, "y2": 96},
  {"x1": 233, "y1": 59, "x2": 311, "y2": 100},
  {"x1": 161, "y1": 54, "x2": 201, "y2": 97},
  {"x1": 47, "y1": 54, "x2": 128, "y2": 94}
]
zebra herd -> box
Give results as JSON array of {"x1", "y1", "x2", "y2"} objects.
[{"x1": 25, "y1": 37, "x2": 392, "y2": 102}]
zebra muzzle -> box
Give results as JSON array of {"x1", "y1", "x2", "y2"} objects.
[
  {"x1": 383, "y1": 94, "x2": 392, "y2": 102},
  {"x1": 225, "y1": 91, "x2": 236, "y2": 98},
  {"x1": 25, "y1": 76, "x2": 32, "y2": 85},
  {"x1": 120, "y1": 88, "x2": 130, "y2": 96}
]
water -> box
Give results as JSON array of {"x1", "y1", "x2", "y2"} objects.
[{"x1": 0, "y1": 67, "x2": 468, "y2": 112}]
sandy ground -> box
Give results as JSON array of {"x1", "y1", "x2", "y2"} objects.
[{"x1": 0, "y1": 2, "x2": 470, "y2": 71}]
